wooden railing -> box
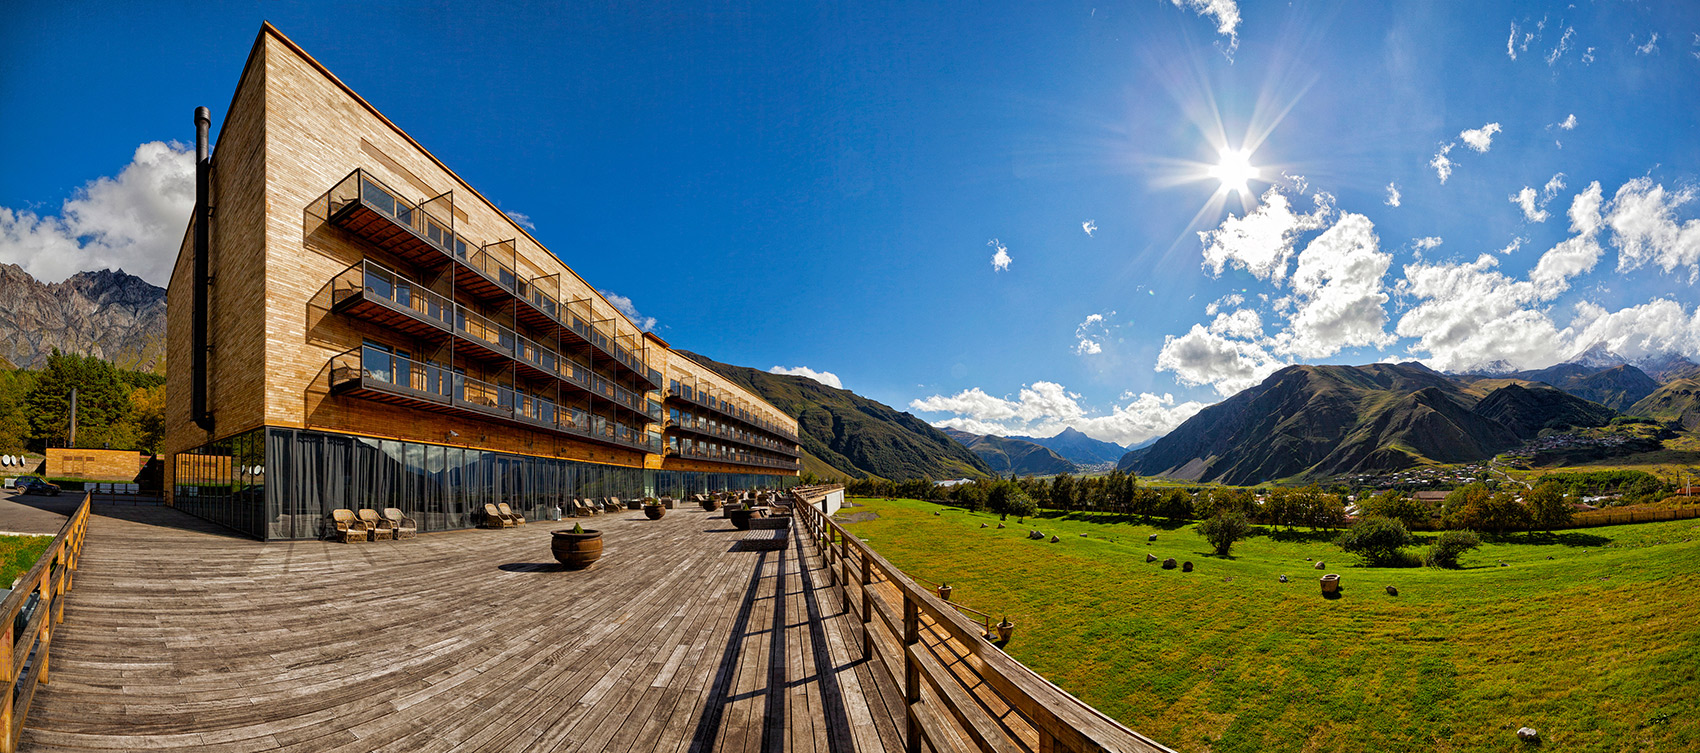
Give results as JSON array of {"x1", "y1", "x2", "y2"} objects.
[
  {"x1": 791, "y1": 486, "x2": 1174, "y2": 753},
  {"x1": 0, "y1": 493, "x2": 90, "y2": 753}
]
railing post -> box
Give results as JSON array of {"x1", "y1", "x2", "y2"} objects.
[
  {"x1": 36, "y1": 575, "x2": 50, "y2": 686},
  {"x1": 903, "y1": 594, "x2": 921, "y2": 753},
  {"x1": 0, "y1": 619, "x2": 12, "y2": 753},
  {"x1": 860, "y1": 553, "x2": 872, "y2": 660}
]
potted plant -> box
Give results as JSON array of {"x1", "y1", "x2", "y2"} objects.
[
  {"x1": 994, "y1": 616, "x2": 1014, "y2": 643},
  {"x1": 701, "y1": 495, "x2": 721, "y2": 512},
  {"x1": 937, "y1": 583, "x2": 953, "y2": 601},
  {"x1": 552, "y1": 522, "x2": 603, "y2": 570},
  {"x1": 644, "y1": 499, "x2": 666, "y2": 520},
  {"x1": 727, "y1": 502, "x2": 758, "y2": 530}
]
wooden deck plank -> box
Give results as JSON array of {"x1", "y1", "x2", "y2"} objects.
[{"x1": 20, "y1": 504, "x2": 903, "y2": 752}]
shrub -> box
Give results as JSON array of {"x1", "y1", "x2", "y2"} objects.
[
  {"x1": 1425, "y1": 530, "x2": 1482, "y2": 568},
  {"x1": 1362, "y1": 491, "x2": 1431, "y2": 529},
  {"x1": 1196, "y1": 512, "x2": 1252, "y2": 556},
  {"x1": 1336, "y1": 516, "x2": 1414, "y2": 566}
]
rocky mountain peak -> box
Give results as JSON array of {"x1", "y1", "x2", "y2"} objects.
[{"x1": 0, "y1": 264, "x2": 166, "y2": 370}]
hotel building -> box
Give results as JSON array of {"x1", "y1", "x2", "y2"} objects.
[{"x1": 164, "y1": 24, "x2": 802, "y2": 540}]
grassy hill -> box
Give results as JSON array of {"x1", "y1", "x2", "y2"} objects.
[
  {"x1": 1629, "y1": 379, "x2": 1700, "y2": 431},
  {"x1": 676, "y1": 351, "x2": 991, "y2": 480},
  {"x1": 841, "y1": 497, "x2": 1700, "y2": 753},
  {"x1": 941, "y1": 428, "x2": 1074, "y2": 475}
]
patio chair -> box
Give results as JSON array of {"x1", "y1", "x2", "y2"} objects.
[
  {"x1": 359, "y1": 509, "x2": 395, "y2": 541},
  {"x1": 328, "y1": 509, "x2": 368, "y2": 543},
  {"x1": 498, "y1": 502, "x2": 526, "y2": 525},
  {"x1": 383, "y1": 508, "x2": 418, "y2": 540},
  {"x1": 484, "y1": 503, "x2": 514, "y2": 528},
  {"x1": 607, "y1": 497, "x2": 623, "y2": 512}
]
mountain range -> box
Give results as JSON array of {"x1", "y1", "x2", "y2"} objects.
[
  {"x1": 0, "y1": 264, "x2": 165, "y2": 371},
  {"x1": 1010, "y1": 426, "x2": 1128, "y2": 466},
  {"x1": 1122, "y1": 357, "x2": 1700, "y2": 485},
  {"x1": 940, "y1": 428, "x2": 1073, "y2": 476}
]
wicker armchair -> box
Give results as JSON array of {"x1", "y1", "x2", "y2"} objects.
[
  {"x1": 497, "y1": 502, "x2": 526, "y2": 525},
  {"x1": 358, "y1": 509, "x2": 395, "y2": 541},
  {"x1": 484, "y1": 503, "x2": 513, "y2": 529},
  {"x1": 383, "y1": 508, "x2": 418, "y2": 539},
  {"x1": 574, "y1": 499, "x2": 597, "y2": 517},
  {"x1": 328, "y1": 509, "x2": 368, "y2": 543}
]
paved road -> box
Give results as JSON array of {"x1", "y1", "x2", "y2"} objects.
[{"x1": 0, "y1": 488, "x2": 81, "y2": 535}]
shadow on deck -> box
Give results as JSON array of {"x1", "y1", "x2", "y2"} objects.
[{"x1": 22, "y1": 505, "x2": 907, "y2": 752}]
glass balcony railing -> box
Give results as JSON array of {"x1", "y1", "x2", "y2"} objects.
[
  {"x1": 666, "y1": 385, "x2": 801, "y2": 445},
  {"x1": 331, "y1": 259, "x2": 455, "y2": 334},
  {"x1": 664, "y1": 443, "x2": 800, "y2": 471},
  {"x1": 330, "y1": 346, "x2": 654, "y2": 454}
]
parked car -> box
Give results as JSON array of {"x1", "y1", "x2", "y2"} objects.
[{"x1": 12, "y1": 476, "x2": 59, "y2": 496}]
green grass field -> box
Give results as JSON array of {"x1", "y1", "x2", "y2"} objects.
[
  {"x1": 0, "y1": 535, "x2": 53, "y2": 590},
  {"x1": 839, "y1": 497, "x2": 1700, "y2": 753}
]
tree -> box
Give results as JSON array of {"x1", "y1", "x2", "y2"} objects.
[
  {"x1": 1362, "y1": 491, "x2": 1430, "y2": 529},
  {"x1": 1194, "y1": 487, "x2": 1254, "y2": 519},
  {"x1": 1464, "y1": 491, "x2": 1534, "y2": 534},
  {"x1": 1050, "y1": 472, "x2": 1076, "y2": 511},
  {"x1": 1197, "y1": 512, "x2": 1252, "y2": 556},
  {"x1": 0, "y1": 369, "x2": 35, "y2": 452},
  {"x1": 25, "y1": 350, "x2": 135, "y2": 450},
  {"x1": 1525, "y1": 481, "x2": 1574, "y2": 532},
  {"x1": 957, "y1": 483, "x2": 987, "y2": 512},
  {"x1": 1158, "y1": 488, "x2": 1193, "y2": 522},
  {"x1": 1335, "y1": 516, "x2": 1414, "y2": 566},
  {"x1": 1424, "y1": 530, "x2": 1482, "y2": 568},
  {"x1": 988, "y1": 482, "x2": 1036, "y2": 517}
]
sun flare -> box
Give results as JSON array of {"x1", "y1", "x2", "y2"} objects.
[{"x1": 1208, "y1": 147, "x2": 1260, "y2": 195}]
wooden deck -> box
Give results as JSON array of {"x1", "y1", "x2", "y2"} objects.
[{"x1": 21, "y1": 505, "x2": 908, "y2": 752}]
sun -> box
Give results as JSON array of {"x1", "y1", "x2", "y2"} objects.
[{"x1": 1208, "y1": 147, "x2": 1260, "y2": 195}]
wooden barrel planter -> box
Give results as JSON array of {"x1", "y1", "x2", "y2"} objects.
[
  {"x1": 727, "y1": 507, "x2": 761, "y2": 530},
  {"x1": 1320, "y1": 573, "x2": 1340, "y2": 595},
  {"x1": 701, "y1": 498, "x2": 721, "y2": 512},
  {"x1": 551, "y1": 529, "x2": 603, "y2": 570},
  {"x1": 644, "y1": 504, "x2": 666, "y2": 520}
]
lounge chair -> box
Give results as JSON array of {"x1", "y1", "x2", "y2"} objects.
[
  {"x1": 608, "y1": 496, "x2": 624, "y2": 512},
  {"x1": 484, "y1": 503, "x2": 514, "y2": 529},
  {"x1": 498, "y1": 502, "x2": 526, "y2": 525},
  {"x1": 359, "y1": 509, "x2": 395, "y2": 541},
  {"x1": 383, "y1": 508, "x2": 418, "y2": 539},
  {"x1": 328, "y1": 509, "x2": 368, "y2": 543}
]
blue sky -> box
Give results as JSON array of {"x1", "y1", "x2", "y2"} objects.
[{"x1": 3, "y1": 1, "x2": 1700, "y2": 446}]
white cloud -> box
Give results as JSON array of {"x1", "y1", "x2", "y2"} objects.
[
  {"x1": 1557, "y1": 114, "x2": 1578, "y2": 130},
  {"x1": 989, "y1": 238, "x2": 1011, "y2": 272},
  {"x1": 1636, "y1": 32, "x2": 1660, "y2": 55},
  {"x1": 504, "y1": 210, "x2": 536, "y2": 231},
  {"x1": 1582, "y1": 46, "x2": 1596, "y2": 65},
  {"x1": 1459, "y1": 122, "x2": 1502, "y2": 153},
  {"x1": 1530, "y1": 234, "x2": 1604, "y2": 289},
  {"x1": 1507, "y1": 22, "x2": 1520, "y2": 60},
  {"x1": 1204, "y1": 293, "x2": 1244, "y2": 317},
  {"x1": 1198, "y1": 188, "x2": 1332, "y2": 281},
  {"x1": 1169, "y1": 0, "x2": 1241, "y2": 60},
  {"x1": 1273, "y1": 213, "x2": 1396, "y2": 358},
  {"x1": 1412, "y1": 236, "x2": 1443, "y2": 251},
  {"x1": 1393, "y1": 254, "x2": 1566, "y2": 372},
  {"x1": 1606, "y1": 178, "x2": 1700, "y2": 276},
  {"x1": 1512, "y1": 174, "x2": 1567, "y2": 222},
  {"x1": 913, "y1": 382, "x2": 1209, "y2": 447},
  {"x1": 1512, "y1": 187, "x2": 1548, "y2": 222},
  {"x1": 597, "y1": 289, "x2": 659, "y2": 332},
  {"x1": 1073, "y1": 312, "x2": 1113, "y2": 355},
  {"x1": 768, "y1": 365, "x2": 843, "y2": 389},
  {"x1": 1208, "y1": 308, "x2": 1263, "y2": 339},
  {"x1": 1499, "y1": 237, "x2": 1525, "y2": 255},
  {"x1": 1547, "y1": 26, "x2": 1574, "y2": 65},
  {"x1": 1384, "y1": 182, "x2": 1402, "y2": 207},
  {"x1": 1156, "y1": 323, "x2": 1284, "y2": 396},
  {"x1": 1568, "y1": 299, "x2": 1700, "y2": 362},
  {"x1": 0, "y1": 141, "x2": 193, "y2": 286},
  {"x1": 1569, "y1": 180, "x2": 1605, "y2": 234},
  {"x1": 1430, "y1": 143, "x2": 1455, "y2": 184},
  {"x1": 1082, "y1": 219, "x2": 1097, "y2": 237}
]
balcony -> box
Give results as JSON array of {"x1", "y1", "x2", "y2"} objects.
[
  {"x1": 666, "y1": 416, "x2": 803, "y2": 458},
  {"x1": 329, "y1": 346, "x2": 656, "y2": 455},
  {"x1": 329, "y1": 262, "x2": 655, "y2": 425},
  {"x1": 312, "y1": 168, "x2": 660, "y2": 391},
  {"x1": 666, "y1": 385, "x2": 801, "y2": 446},
  {"x1": 665, "y1": 444, "x2": 801, "y2": 471}
]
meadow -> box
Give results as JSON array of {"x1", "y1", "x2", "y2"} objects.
[
  {"x1": 839, "y1": 497, "x2": 1700, "y2": 753},
  {"x1": 0, "y1": 534, "x2": 52, "y2": 589}
]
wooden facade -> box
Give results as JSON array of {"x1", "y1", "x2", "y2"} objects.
[{"x1": 164, "y1": 24, "x2": 800, "y2": 536}]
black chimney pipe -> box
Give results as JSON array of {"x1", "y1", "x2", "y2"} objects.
[{"x1": 191, "y1": 106, "x2": 214, "y2": 432}]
